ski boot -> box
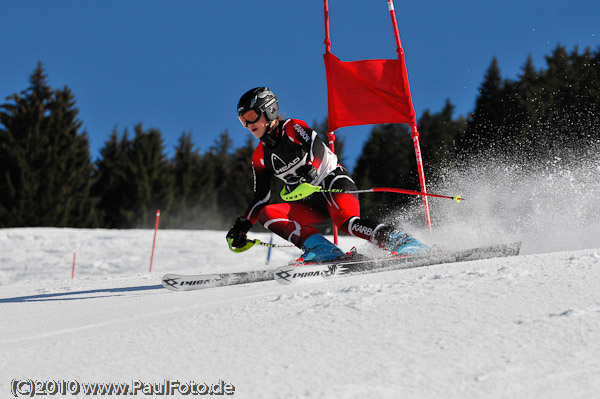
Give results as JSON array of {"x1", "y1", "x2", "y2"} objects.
[
  {"x1": 300, "y1": 234, "x2": 347, "y2": 263},
  {"x1": 377, "y1": 227, "x2": 429, "y2": 255}
]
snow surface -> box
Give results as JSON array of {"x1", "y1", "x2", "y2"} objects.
[
  {"x1": 2, "y1": 152, "x2": 600, "y2": 398},
  {"x1": 1, "y1": 228, "x2": 600, "y2": 399}
]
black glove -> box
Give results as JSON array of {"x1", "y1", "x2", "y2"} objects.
[
  {"x1": 226, "y1": 217, "x2": 253, "y2": 248},
  {"x1": 295, "y1": 164, "x2": 317, "y2": 184}
]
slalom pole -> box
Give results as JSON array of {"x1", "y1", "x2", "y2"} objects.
[
  {"x1": 280, "y1": 183, "x2": 462, "y2": 203},
  {"x1": 327, "y1": 131, "x2": 339, "y2": 245},
  {"x1": 387, "y1": 0, "x2": 433, "y2": 231},
  {"x1": 72, "y1": 252, "x2": 76, "y2": 279},
  {"x1": 410, "y1": 128, "x2": 432, "y2": 229},
  {"x1": 323, "y1": 0, "x2": 339, "y2": 245},
  {"x1": 149, "y1": 209, "x2": 160, "y2": 272}
]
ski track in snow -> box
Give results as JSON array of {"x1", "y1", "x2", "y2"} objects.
[{"x1": 1, "y1": 228, "x2": 600, "y2": 398}]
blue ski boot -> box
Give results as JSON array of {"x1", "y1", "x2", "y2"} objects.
[
  {"x1": 300, "y1": 234, "x2": 347, "y2": 262},
  {"x1": 378, "y1": 227, "x2": 429, "y2": 255}
]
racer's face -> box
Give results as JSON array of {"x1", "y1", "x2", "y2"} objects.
[{"x1": 246, "y1": 113, "x2": 269, "y2": 139}]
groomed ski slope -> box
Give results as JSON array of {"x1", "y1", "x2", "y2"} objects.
[{"x1": 1, "y1": 228, "x2": 599, "y2": 399}]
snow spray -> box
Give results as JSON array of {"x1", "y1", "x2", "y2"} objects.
[{"x1": 389, "y1": 140, "x2": 600, "y2": 255}]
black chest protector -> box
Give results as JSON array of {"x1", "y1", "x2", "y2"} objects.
[{"x1": 260, "y1": 121, "x2": 308, "y2": 185}]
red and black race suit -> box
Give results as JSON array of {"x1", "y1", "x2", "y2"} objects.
[{"x1": 241, "y1": 118, "x2": 384, "y2": 248}]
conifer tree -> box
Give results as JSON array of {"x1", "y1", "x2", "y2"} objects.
[
  {"x1": 0, "y1": 62, "x2": 95, "y2": 227},
  {"x1": 459, "y1": 57, "x2": 505, "y2": 155},
  {"x1": 91, "y1": 124, "x2": 174, "y2": 228},
  {"x1": 91, "y1": 129, "x2": 134, "y2": 227},
  {"x1": 506, "y1": 45, "x2": 600, "y2": 156},
  {"x1": 197, "y1": 131, "x2": 238, "y2": 229},
  {"x1": 418, "y1": 99, "x2": 466, "y2": 177},
  {"x1": 514, "y1": 55, "x2": 541, "y2": 148},
  {"x1": 532, "y1": 46, "x2": 599, "y2": 149},
  {"x1": 129, "y1": 124, "x2": 175, "y2": 227},
  {"x1": 222, "y1": 136, "x2": 255, "y2": 218},
  {"x1": 169, "y1": 131, "x2": 206, "y2": 228}
]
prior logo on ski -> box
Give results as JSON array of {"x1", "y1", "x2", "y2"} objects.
[
  {"x1": 274, "y1": 264, "x2": 348, "y2": 284},
  {"x1": 161, "y1": 274, "x2": 222, "y2": 291}
]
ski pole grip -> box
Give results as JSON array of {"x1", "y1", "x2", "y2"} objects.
[{"x1": 280, "y1": 183, "x2": 323, "y2": 201}]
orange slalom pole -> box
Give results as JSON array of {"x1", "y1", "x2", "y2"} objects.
[
  {"x1": 149, "y1": 209, "x2": 160, "y2": 272},
  {"x1": 72, "y1": 252, "x2": 76, "y2": 279}
]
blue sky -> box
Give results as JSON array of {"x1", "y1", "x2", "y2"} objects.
[{"x1": 1, "y1": 0, "x2": 598, "y2": 170}]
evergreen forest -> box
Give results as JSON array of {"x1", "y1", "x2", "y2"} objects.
[{"x1": 1, "y1": 45, "x2": 599, "y2": 229}]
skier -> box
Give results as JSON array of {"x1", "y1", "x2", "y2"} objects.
[{"x1": 226, "y1": 87, "x2": 428, "y2": 262}]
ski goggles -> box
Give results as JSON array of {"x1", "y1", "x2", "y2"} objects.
[{"x1": 238, "y1": 109, "x2": 262, "y2": 127}]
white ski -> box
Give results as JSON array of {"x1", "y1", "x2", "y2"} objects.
[
  {"x1": 161, "y1": 269, "x2": 272, "y2": 291},
  {"x1": 273, "y1": 242, "x2": 521, "y2": 285}
]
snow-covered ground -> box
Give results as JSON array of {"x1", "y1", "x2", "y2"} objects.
[
  {"x1": 1, "y1": 227, "x2": 599, "y2": 399},
  {"x1": 2, "y1": 152, "x2": 600, "y2": 398}
]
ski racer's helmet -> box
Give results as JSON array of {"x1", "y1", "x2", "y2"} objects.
[{"x1": 237, "y1": 87, "x2": 279, "y2": 126}]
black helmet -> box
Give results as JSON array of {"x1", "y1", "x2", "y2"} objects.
[{"x1": 237, "y1": 87, "x2": 279, "y2": 126}]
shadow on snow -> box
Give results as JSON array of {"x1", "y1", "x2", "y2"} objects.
[{"x1": 0, "y1": 284, "x2": 163, "y2": 303}]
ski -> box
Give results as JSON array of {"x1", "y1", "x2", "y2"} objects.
[
  {"x1": 161, "y1": 242, "x2": 521, "y2": 291},
  {"x1": 273, "y1": 242, "x2": 521, "y2": 285},
  {"x1": 161, "y1": 269, "x2": 273, "y2": 291}
]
